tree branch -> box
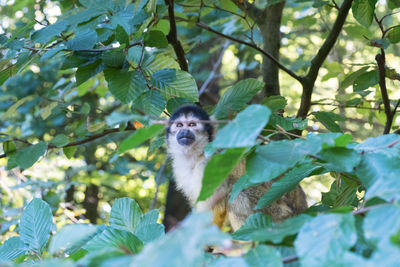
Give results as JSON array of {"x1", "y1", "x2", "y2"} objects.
[
  {"x1": 231, "y1": 0, "x2": 264, "y2": 23},
  {"x1": 376, "y1": 52, "x2": 393, "y2": 134},
  {"x1": 0, "y1": 125, "x2": 136, "y2": 159},
  {"x1": 189, "y1": 20, "x2": 303, "y2": 82},
  {"x1": 165, "y1": 0, "x2": 189, "y2": 72},
  {"x1": 23, "y1": 42, "x2": 141, "y2": 53},
  {"x1": 297, "y1": 0, "x2": 353, "y2": 119}
]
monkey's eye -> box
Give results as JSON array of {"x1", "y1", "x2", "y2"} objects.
[
  {"x1": 176, "y1": 122, "x2": 183, "y2": 127},
  {"x1": 188, "y1": 122, "x2": 197, "y2": 127}
]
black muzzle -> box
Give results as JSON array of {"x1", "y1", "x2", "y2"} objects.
[{"x1": 177, "y1": 130, "x2": 195, "y2": 146}]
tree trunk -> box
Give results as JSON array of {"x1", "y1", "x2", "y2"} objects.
[{"x1": 258, "y1": 2, "x2": 285, "y2": 97}]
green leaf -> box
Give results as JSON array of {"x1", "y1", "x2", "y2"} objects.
[
  {"x1": 110, "y1": 197, "x2": 143, "y2": 233},
  {"x1": 67, "y1": 29, "x2": 97, "y2": 50},
  {"x1": 102, "y1": 50, "x2": 126, "y2": 68},
  {"x1": 387, "y1": 27, "x2": 400, "y2": 43},
  {"x1": 353, "y1": 70, "x2": 379, "y2": 91},
  {"x1": 76, "y1": 59, "x2": 104, "y2": 86},
  {"x1": 352, "y1": 0, "x2": 378, "y2": 27},
  {"x1": 140, "y1": 54, "x2": 180, "y2": 76},
  {"x1": 364, "y1": 204, "x2": 400, "y2": 243},
  {"x1": 65, "y1": 8, "x2": 104, "y2": 26},
  {"x1": 115, "y1": 25, "x2": 129, "y2": 46},
  {"x1": 166, "y1": 97, "x2": 192, "y2": 114},
  {"x1": 233, "y1": 213, "x2": 312, "y2": 243},
  {"x1": 133, "y1": 91, "x2": 166, "y2": 118},
  {"x1": 20, "y1": 198, "x2": 53, "y2": 253},
  {"x1": 119, "y1": 124, "x2": 164, "y2": 153},
  {"x1": 134, "y1": 210, "x2": 165, "y2": 244},
  {"x1": 319, "y1": 147, "x2": 362, "y2": 173},
  {"x1": 84, "y1": 228, "x2": 143, "y2": 254},
  {"x1": 245, "y1": 139, "x2": 308, "y2": 184},
  {"x1": 49, "y1": 224, "x2": 99, "y2": 254},
  {"x1": 32, "y1": 20, "x2": 70, "y2": 44},
  {"x1": 144, "y1": 30, "x2": 168, "y2": 48},
  {"x1": 388, "y1": 0, "x2": 400, "y2": 8},
  {"x1": 211, "y1": 105, "x2": 271, "y2": 148},
  {"x1": 255, "y1": 163, "x2": 321, "y2": 209},
  {"x1": 262, "y1": 95, "x2": 287, "y2": 111},
  {"x1": 339, "y1": 67, "x2": 370, "y2": 90},
  {"x1": 50, "y1": 134, "x2": 69, "y2": 148},
  {"x1": 198, "y1": 148, "x2": 247, "y2": 201},
  {"x1": 63, "y1": 146, "x2": 77, "y2": 159},
  {"x1": 321, "y1": 179, "x2": 360, "y2": 208},
  {"x1": 104, "y1": 68, "x2": 147, "y2": 103},
  {"x1": 268, "y1": 114, "x2": 308, "y2": 131},
  {"x1": 295, "y1": 213, "x2": 357, "y2": 266},
  {"x1": 150, "y1": 69, "x2": 199, "y2": 102},
  {"x1": 214, "y1": 79, "x2": 264, "y2": 119},
  {"x1": 15, "y1": 142, "x2": 47, "y2": 169},
  {"x1": 314, "y1": 111, "x2": 342, "y2": 132},
  {"x1": 0, "y1": 237, "x2": 28, "y2": 262},
  {"x1": 131, "y1": 213, "x2": 228, "y2": 266},
  {"x1": 244, "y1": 245, "x2": 282, "y2": 267},
  {"x1": 3, "y1": 140, "x2": 16, "y2": 154}
]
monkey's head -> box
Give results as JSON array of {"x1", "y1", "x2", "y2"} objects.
[{"x1": 166, "y1": 105, "x2": 213, "y2": 153}]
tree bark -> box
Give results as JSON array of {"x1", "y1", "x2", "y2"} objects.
[{"x1": 259, "y1": 2, "x2": 285, "y2": 97}]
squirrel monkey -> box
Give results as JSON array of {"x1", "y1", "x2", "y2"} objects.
[{"x1": 166, "y1": 105, "x2": 307, "y2": 231}]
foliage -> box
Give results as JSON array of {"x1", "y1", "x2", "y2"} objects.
[{"x1": 0, "y1": 0, "x2": 400, "y2": 266}]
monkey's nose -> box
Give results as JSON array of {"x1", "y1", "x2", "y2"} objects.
[{"x1": 177, "y1": 130, "x2": 195, "y2": 146}]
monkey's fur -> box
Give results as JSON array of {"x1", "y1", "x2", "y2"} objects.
[{"x1": 166, "y1": 105, "x2": 307, "y2": 231}]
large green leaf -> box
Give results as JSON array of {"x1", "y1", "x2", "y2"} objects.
[
  {"x1": 14, "y1": 142, "x2": 47, "y2": 169},
  {"x1": 133, "y1": 91, "x2": 166, "y2": 118},
  {"x1": 339, "y1": 67, "x2": 369, "y2": 90},
  {"x1": 319, "y1": 147, "x2": 362, "y2": 173},
  {"x1": 255, "y1": 163, "x2": 321, "y2": 209},
  {"x1": 76, "y1": 59, "x2": 104, "y2": 86},
  {"x1": 144, "y1": 30, "x2": 168, "y2": 48},
  {"x1": 131, "y1": 213, "x2": 228, "y2": 266},
  {"x1": 104, "y1": 68, "x2": 147, "y2": 103},
  {"x1": 232, "y1": 213, "x2": 311, "y2": 243},
  {"x1": 363, "y1": 204, "x2": 400, "y2": 244},
  {"x1": 387, "y1": 27, "x2": 400, "y2": 43},
  {"x1": 118, "y1": 124, "x2": 164, "y2": 153},
  {"x1": 314, "y1": 111, "x2": 342, "y2": 132},
  {"x1": 48, "y1": 224, "x2": 100, "y2": 254},
  {"x1": 134, "y1": 210, "x2": 165, "y2": 244},
  {"x1": 352, "y1": 0, "x2": 378, "y2": 27},
  {"x1": 32, "y1": 20, "x2": 70, "y2": 44},
  {"x1": 84, "y1": 228, "x2": 143, "y2": 254},
  {"x1": 245, "y1": 139, "x2": 309, "y2": 184},
  {"x1": 295, "y1": 213, "x2": 357, "y2": 266},
  {"x1": 321, "y1": 179, "x2": 360, "y2": 208},
  {"x1": 211, "y1": 105, "x2": 271, "y2": 148},
  {"x1": 150, "y1": 69, "x2": 199, "y2": 102},
  {"x1": 67, "y1": 29, "x2": 97, "y2": 50},
  {"x1": 109, "y1": 197, "x2": 143, "y2": 233},
  {"x1": 353, "y1": 70, "x2": 379, "y2": 91},
  {"x1": 198, "y1": 148, "x2": 247, "y2": 201},
  {"x1": 0, "y1": 237, "x2": 28, "y2": 262},
  {"x1": 214, "y1": 79, "x2": 264, "y2": 119},
  {"x1": 243, "y1": 245, "x2": 282, "y2": 267},
  {"x1": 20, "y1": 198, "x2": 53, "y2": 253}
]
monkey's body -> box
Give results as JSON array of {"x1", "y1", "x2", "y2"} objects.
[{"x1": 166, "y1": 105, "x2": 307, "y2": 231}]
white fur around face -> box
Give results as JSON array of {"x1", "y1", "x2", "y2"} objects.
[{"x1": 167, "y1": 114, "x2": 210, "y2": 205}]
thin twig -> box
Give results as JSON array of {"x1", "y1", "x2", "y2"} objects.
[
  {"x1": 23, "y1": 42, "x2": 141, "y2": 53},
  {"x1": 199, "y1": 41, "x2": 231, "y2": 96}
]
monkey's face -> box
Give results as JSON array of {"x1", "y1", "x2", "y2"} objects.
[
  {"x1": 166, "y1": 105, "x2": 213, "y2": 154},
  {"x1": 168, "y1": 114, "x2": 209, "y2": 147}
]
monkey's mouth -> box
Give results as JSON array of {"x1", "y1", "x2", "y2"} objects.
[{"x1": 177, "y1": 130, "x2": 195, "y2": 146}]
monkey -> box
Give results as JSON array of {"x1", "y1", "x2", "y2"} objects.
[{"x1": 166, "y1": 104, "x2": 307, "y2": 231}]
